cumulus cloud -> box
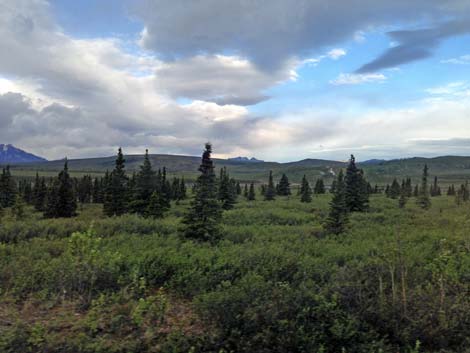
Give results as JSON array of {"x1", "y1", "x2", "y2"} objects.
[
  {"x1": 1, "y1": 0, "x2": 470, "y2": 161},
  {"x1": 330, "y1": 73, "x2": 387, "y2": 85},
  {"x1": 154, "y1": 55, "x2": 296, "y2": 105},
  {"x1": 134, "y1": 0, "x2": 470, "y2": 70}
]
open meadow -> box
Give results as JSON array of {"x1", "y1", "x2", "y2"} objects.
[{"x1": 1, "y1": 191, "x2": 469, "y2": 352}]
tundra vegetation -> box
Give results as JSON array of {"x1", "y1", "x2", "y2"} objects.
[{"x1": 0, "y1": 145, "x2": 469, "y2": 353}]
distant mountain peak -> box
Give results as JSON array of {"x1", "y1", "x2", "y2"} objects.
[
  {"x1": 0, "y1": 144, "x2": 47, "y2": 164},
  {"x1": 228, "y1": 156, "x2": 264, "y2": 163}
]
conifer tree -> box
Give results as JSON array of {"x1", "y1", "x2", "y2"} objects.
[
  {"x1": 178, "y1": 177, "x2": 187, "y2": 200},
  {"x1": 398, "y1": 187, "x2": 408, "y2": 209},
  {"x1": 277, "y1": 173, "x2": 291, "y2": 196},
  {"x1": 12, "y1": 194, "x2": 26, "y2": 220},
  {"x1": 300, "y1": 175, "x2": 312, "y2": 203},
  {"x1": 44, "y1": 180, "x2": 59, "y2": 218},
  {"x1": 103, "y1": 148, "x2": 128, "y2": 216},
  {"x1": 182, "y1": 143, "x2": 222, "y2": 243},
  {"x1": 264, "y1": 171, "x2": 276, "y2": 201},
  {"x1": 0, "y1": 166, "x2": 17, "y2": 208},
  {"x1": 44, "y1": 160, "x2": 77, "y2": 218},
  {"x1": 330, "y1": 180, "x2": 337, "y2": 194},
  {"x1": 92, "y1": 177, "x2": 102, "y2": 203},
  {"x1": 430, "y1": 176, "x2": 441, "y2": 196},
  {"x1": 344, "y1": 155, "x2": 369, "y2": 212},
  {"x1": 130, "y1": 149, "x2": 156, "y2": 215},
  {"x1": 218, "y1": 167, "x2": 236, "y2": 210},
  {"x1": 413, "y1": 184, "x2": 419, "y2": 197},
  {"x1": 248, "y1": 182, "x2": 256, "y2": 201},
  {"x1": 417, "y1": 164, "x2": 431, "y2": 210},
  {"x1": 56, "y1": 160, "x2": 77, "y2": 217},
  {"x1": 236, "y1": 181, "x2": 242, "y2": 195},
  {"x1": 313, "y1": 179, "x2": 326, "y2": 194},
  {"x1": 447, "y1": 184, "x2": 455, "y2": 196},
  {"x1": 326, "y1": 170, "x2": 348, "y2": 234},
  {"x1": 389, "y1": 179, "x2": 401, "y2": 199},
  {"x1": 243, "y1": 184, "x2": 249, "y2": 199},
  {"x1": 405, "y1": 178, "x2": 413, "y2": 197},
  {"x1": 260, "y1": 184, "x2": 266, "y2": 197},
  {"x1": 146, "y1": 190, "x2": 170, "y2": 218}
]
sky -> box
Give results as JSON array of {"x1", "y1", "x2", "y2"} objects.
[{"x1": 0, "y1": 0, "x2": 470, "y2": 162}]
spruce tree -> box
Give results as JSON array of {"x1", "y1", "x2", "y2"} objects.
[
  {"x1": 44, "y1": 180, "x2": 59, "y2": 218},
  {"x1": 389, "y1": 179, "x2": 401, "y2": 199},
  {"x1": 417, "y1": 164, "x2": 431, "y2": 210},
  {"x1": 12, "y1": 194, "x2": 26, "y2": 220},
  {"x1": 398, "y1": 187, "x2": 408, "y2": 209},
  {"x1": 314, "y1": 179, "x2": 326, "y2": 194},
  {"x1": 300, "y1": 175, "x2": 312, "y2": 203},
  {"x1": 55, "y1": 160, "x2": 77, "y2": 217},
  {"x1": 103, "y1": 148, "x2": 128, "y2": 216},
  {"x1": 146, "y1": 190, "x2": 169, "y2": 218},
  {"x1": 218, "y1": 167, "x2": 236, "y2": 210},
  {"x1": 248, "y1": 182, "x2": 256, "y2": 201},
  {"x1": 264, "y1": 171, "x2": 276, "y2": 201},
  {"x1": 243, "y1": 184, "x2": 249, "y2": 199},
  {"x1": 178, "y1": 177, "x2": 187, "y2": 200},
  {"x1": 130, "y1": 149, "x2": 156, "y2": 215},
  {"x1": 236, "y1": 181, "x2": 242, "y2": 195},
  {"x1": 344, "y1": 155, "x2": 369, "y2": 212},
  {"x1": 277, "y1": 173, "x2": 291, "y2": 196},
  {"x1": 0, "y1": 166, "x2": 17, "y2": 208},
  {"x1": 326, "y1": 170, "x2": 348, "y2": 235},
  {"x1": 182, "y1": 143, "x2": 222, "y2": 243},
  {"x1": 447, "y1": 185, "x2": 455, "y2": 196},
  {"x1": 33, "y1": 174, "x2": 47, "y2": 211}
]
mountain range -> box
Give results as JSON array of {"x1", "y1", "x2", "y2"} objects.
[{"x1": 0, "y1": 144, "x2": 47, "y2": 164}]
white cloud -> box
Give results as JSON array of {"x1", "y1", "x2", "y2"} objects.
[
  {"x1": 441, "y1": 54, "x2": 470, "y2": 65},
  {"x1": 327, "y1": 48, "x2": 347, "y2": 60},
  {"x1": 330, "y1": 73, "x2": 387, "y2": 85}
]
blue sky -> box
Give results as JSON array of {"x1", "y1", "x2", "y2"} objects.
[{"x1": 0, "y1": 0, "x2": 470, "y2": 161}]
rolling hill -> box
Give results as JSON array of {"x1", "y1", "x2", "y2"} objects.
[{"x1": 5, "y1": 152, "x2": 470, "y2": 184}]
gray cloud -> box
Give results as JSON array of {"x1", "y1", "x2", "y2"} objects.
[
  {"x1": 357, "y1": 20, "x2": 470, "y2": 73},
  {"x1": 154, "y1": 55, "x2": 295, "y2": 105},
  {"x1": 134, "y1": 0, "x2": 470, "y2": 70}
]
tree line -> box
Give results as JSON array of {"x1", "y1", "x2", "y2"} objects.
[{"x1": 2, "y1": 146, "x2": 468, "y2": 239}]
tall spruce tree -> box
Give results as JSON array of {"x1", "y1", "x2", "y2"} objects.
[
  {"x1": 33, "y1": 173, "x2": 47, "y2": 211},
  {"x1": 344, "y1": 155, "x2": 369, "y2": 212},
  {"x1": 56, "y1": 160, "x2": 77, "y2": 217},
  {"x1": 300, "y1": 175, "x2": 312, "y2": 203},
  {"x1": 314, "y1": 179, "x2": 326, "y2": 194},
  {"x1": 264, "y1": 171, "x2": 276, "y2": 201},
  {"x1": 178, "y1": 177, "x2": 187, "y2": 200},
  {"x1": 277, "y1": 173, "x2": 291, "y2": 196},
  {"x1": 0, "y1": 166, "x2": 17, "y2": 208},
  {"x1": 326, "y1": 170, "x2": 348, "y2": 235},
  {"x1": 182, "y1": 143, "x2": 222, "y2": 243},
  {"x1": 45, "y1": 160, "x2": 77, "y2": 218},
  {"x1": 388, "y1": 179, "x2": 401, "y2": 199},
  {"x1": 417, "y1": 164, "x2": 431, "y2": 210},
  {"x1": 218, "y1": 167, "x2": 236, "y2": 210},
  {"x1": 130, "y1": 149, "x2": 156, "y2": 215},
  {"x1": 248, "y1": 182, "x2": 256, "y2": 201},
  {"x1": 104, "y1": 148, "x2": 128, "y2": 216}
]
